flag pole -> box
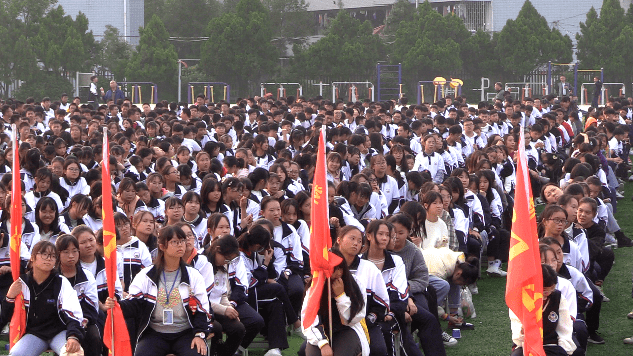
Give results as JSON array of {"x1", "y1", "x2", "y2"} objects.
[
  {"x1": 327, "y1": 277, "x2": 333, "y2": 343},
  {"x1": 110, "y1": 308, "x2": 115, "y2": 356},
  {"x1": 104, "y1": 126, "x2": 115, "y2": 356}
]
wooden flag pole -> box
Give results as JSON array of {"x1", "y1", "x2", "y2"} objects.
[
  {"x1": 110, "y1": 309, "x2": 115, "y2": 356},
  {"x1": 327, "y1": 277, "x2": 333, "y2": 343}
]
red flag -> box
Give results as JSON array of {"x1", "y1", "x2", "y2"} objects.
[
  {"x1": 101, "y1": 128, "x2": 132, "y2": 356},
  {"x1": 9, "y1": 125, "x2": 25, "y2": 347},
  {"x1": 303, "y1": 128, "x2": 343, "y2": 329},
  {"x1": 505, "y1": 128, "x2": 545, "y2": 356}
]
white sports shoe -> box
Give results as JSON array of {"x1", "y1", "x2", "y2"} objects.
[
  {"x1": 264, "y1": 349, "x2": 282, "y2": 356},
  {"x1": 442, "y1": 331, "x2": 458, "y2": 346}
]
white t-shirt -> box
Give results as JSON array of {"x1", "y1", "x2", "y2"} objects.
[{"x1": 423, "y1": 218, "x2": 449, "y2": 250}]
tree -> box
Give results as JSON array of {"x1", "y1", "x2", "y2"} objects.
[
  {"x1": 161, "y1": 0, "x2": 221, "y2": 58},
  {"x1": 201, "y1": 0, "x2": 278, "y2": 95},
  {"x1": 96, "y1": 25, "x2": 133, "y2": 79},
  {"x1": 262, "y1": 0, "x2": 312, "y2": 50},
  {"x1": 290, "y1": 10, "x2": 386, "y2": 81},
  {"x1": 576, "y1": 0, "x2": 626, "y2": 81},
  {"x1": 390, "y1": 2, "x2": 467, "y2": 82},
  {"x1": 495, "y1": 0, "x2": 572, "y2": 78},
  {"x1": 125, "y1": 15, "x2": 179, "y2": 100},
  {"x1": 383, "y1": 0, "x2": 415, "y2": 38},
  {"x1": 460, "y1": 30, "x2": 499, "y2": 81}
]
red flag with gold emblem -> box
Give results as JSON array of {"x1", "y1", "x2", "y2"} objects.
[
  {"x1": 302, "y1": 128, "x2": 343, "y2": 329},
  {"x1": 505, "y1": 128, "x2": 545, "y2": 356},
  {"x1": 101, "y1": 128, "x2": 132, "y2": 356},
  {"x1": 9, "y1": 125, "x2": 26, "y2": 347}
]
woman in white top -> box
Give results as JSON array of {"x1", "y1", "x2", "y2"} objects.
[{"x1": 421, "y1": 191, "x2": 449, "y2": 250}]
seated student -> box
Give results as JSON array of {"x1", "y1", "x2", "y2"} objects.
[
  {"x1": 575, "y1": 198, "x2": 615, "y2": 286},
  {"x1": 1, "y1": 241, "x2": 84, "y2": 356},
  {"x1": 558, "y1": 195, "x2": 590, "y2": 274},
  {"x1": 60, "y1": 194, "x2": 92, "y2": 230},
  {"x1": 235, "y1": 221, "x2": 293, "y2": 356},
  {"x1": 334, "y1": 226, "x2": 391, "y2": 356},
  {"x1": 333, "y1": 181, "x2": 366, "y2": 231},
  {"x1": 259, "y1": 196, "x2": 306, "y2": 316},
  {"x1": 35, "y1": 197, "x2": 71, "y2": 244},
  {"x1": 180, "y1": 223, "x2": 245, "y2": 356},
  {"x1": 362, "y1": 220, "x2": 423, "y2": 356},
  {"x1": 0, "y1": 195, "x2": 40, "y2": 252},
  {"x1": 132, "y1": 210, "x2": 159, "y2": 260},
  {"x1": 420, "y1": 191, "x2": 450, "y2": 250},
  {"x1": 73, "y1": 226, "x2": 123, "y2": 327},
  {"x1": 105, "y1": 225, "x2": 211, "y2": 356},
  {"x1": 538, "y1": 205, "x2": 584, "y2": 273},
  {"x1": 511, "y1": 265, "x2": 576, "y2": 356},
  {"x1": 56, "y1": 234, "x2": 102, "y2": 356},
  {"x1": 25, "y1": 167, "x2": 64, "y2": 213},
  {"x1": 301, "y1": 249, "x2": 369, "y2": 356},
  {"x1": 59, "y1": 158, "x2": 90, "y2": 206},
  {"x1": 114, "y1": 212, "x2": 153, "y2": 292},
  {"x1": 388, "y1": 214, "x2": 455, "y2": 349},
  {"x1": 117, "y1": 177, "x2": 148, "y2": 219},
  {"x1": 541, "y1": 238, "x2": 600, "y2": 349}
]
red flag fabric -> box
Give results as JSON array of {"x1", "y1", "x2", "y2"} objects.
[
  {"x1": 101, "y1": 128, "x2": 133, "y2": 356},
  {"x1": 505, "y1": 128, "x2": 545, "y2": 356},
  {"x1": 303, "y1": 128, "x2": 343, "y2": 329},
  {"x1": 9, "y1": 125, "x2": 25, "y2": 347}
]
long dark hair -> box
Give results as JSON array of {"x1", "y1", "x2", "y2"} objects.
[
  {"x1": 206, "y1": 234, "x2": 239, "y2": 272},
  {"x1": 320, "y1": 249, "x2": 364, "y2": 326},
  {"x1": 35, "y1": 197, "x2": 62, "y2": 232},
  {"x1": 202, "y1": 213, "x2": 231, "y2": 247}
]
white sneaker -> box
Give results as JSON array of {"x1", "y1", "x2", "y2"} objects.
[
  {"x1": 487, "y1": 260, "x2": 507, "y2": 277},
  {"x1": 264, "y1": 349, "x2": 282, "y2": 356},
  {"x1": 442, "y1": 331, "x2": 458, "y2": 346},
  {"x1": 468, "y1": 283, "x2": 479, "y2": 295}
]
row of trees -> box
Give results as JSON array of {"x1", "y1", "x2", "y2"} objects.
[{"x1": 2, "y1": 0, "x2": 633, "y2": 101}]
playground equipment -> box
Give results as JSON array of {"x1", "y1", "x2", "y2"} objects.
[
  {"x1": 547, "y1": 61, "x2": 603, "y2": 97},
  {"x1": 260, "y1": 83, "x2": 303, "y2": 100},
  {"x1": 416, "y1": 78, "x2": 462, "y2": 105},
  {"x1": 376, "y1": 63, "x2": 402, "y2": 101},
  {"x1": 118, "y1": 82, "x2": 158, "y2": 104},
  {"x1": 187, "y1": 82, "x2": 230, "y2": 104},
  {"x1": 312, "y1": 81, "x2": 330, "y2": 97},
  {"x1": 331, "y1": 82, "x2": 375, "y2": 102},
  {"x1": 504, "y1": 82, "x2": 548, "y2": 101},
  {"x1": 580, "y1": 82, "x2": 625, "y2": 106}
]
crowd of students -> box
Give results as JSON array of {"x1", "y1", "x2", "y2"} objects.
[{"x1": 0, "y1": 86, "x2": 630, "y2": 356}]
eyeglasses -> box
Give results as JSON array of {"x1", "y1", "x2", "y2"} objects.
[
  {"x1": 67, "y1": 167, "x2": 80, "y2": 172},
  {"x1": 169, "y1": 239, "x2": 186, "y2": 246},
  {"x1": 38, "y1": 253, "x2": 57, "y2": 260},
  {"x1": 548, "y1": 218, "x2": 567, "y2": 225}
]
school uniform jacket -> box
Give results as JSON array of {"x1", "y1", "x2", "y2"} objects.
[
  {"x1": 228, "y1": 253, "x2": 250, "y2": 306},
  {"x1": 0, "y1": 237, "x2": 30, "y2": 290},
  {"x1": 145, "y1": 197, "x2": 166, "y2": 224},
  {"x1": 349, "y1": 256, "x2": 390, "y2": 325},
  {"x1": 412, "y1": 151, "x2": 445, "y2": 184},
  {"x1": 184, "y1": 214, "x2": 208, "y2": 250},
  {"x1": 67, "y1": 266, "x2": 100, "y2": 326},
  {"x1": 80, "y1": 256, "x2": 123, "y2": 304},
  {"x1": 25, "y1": 190, "x2": 64, "y2": 213},
  {"x1": 59, "y1": 177, "x2": 90, "y2": 203},
  {"x1": 301, "y1": 274, "x2": 369, "y2": 356},
  {"x1": 334, "y1": 197, "x2": 365, "y2": 232},
  {"x1": 377, "y1": 174, "x2": 401, "y2": 214},
  {"x1": 189, "y1": 254, "x2": 214, "y2": 302},
  {"x1": 1, "y1": 219, "x2": 40, "y2": 253},
  {"x1": 0, "y1": 272, "x2": 84, "y2": 342},
  {"x1": 362, "y1": 251, "x2": 409, "y2": 316},
  {"x1": 118, "y1": 237, "x2": 153, "y2": 291},
  {"x1": 272, "y1": 222, "x2": 304, "y2": 274},
  {"x1": 558, "y1": 263, "x2": 593, "y2": 307},
  {"x1": 119, "y1": 264, "x2": 212, "y2": 352},
  {"x1": 566, "y1": 224, "x2": 590, "y2": 274}
]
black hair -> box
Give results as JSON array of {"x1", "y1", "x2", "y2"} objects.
[{"x1": 320, "y1": 249, "x2": 364, "y2": 326}]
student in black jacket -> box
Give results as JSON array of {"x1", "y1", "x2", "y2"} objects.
[{"x1": 1, "y1": 241, "x2": 84, "y2": 356}]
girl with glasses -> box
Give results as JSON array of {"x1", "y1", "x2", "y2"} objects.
[
  {"x1": 1, "y1": 241, "x2": 84, "y2": 356},
  {"x1": 59, "y1": 158, "x2": 90, "y2": 206},
  {"x1": 105, "y1": 225, "x2": 211, "y2": 356}
]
